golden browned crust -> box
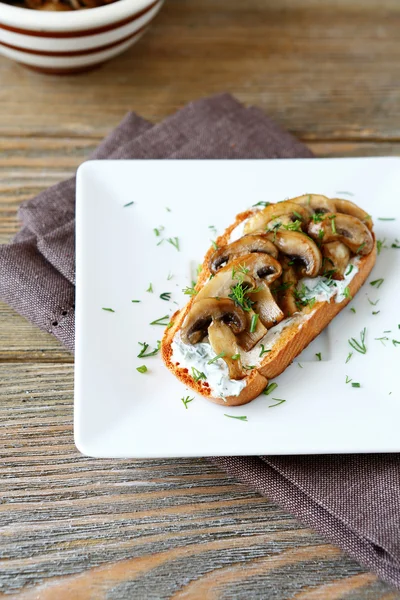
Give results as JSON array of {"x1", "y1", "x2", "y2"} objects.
[{"x1": 161, "y1": 208, "x2": 376, "y2": 407}]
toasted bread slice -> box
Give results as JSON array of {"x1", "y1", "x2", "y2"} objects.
[{"x1": 161, "y1": 207, "x2": 376, "y2": 406}]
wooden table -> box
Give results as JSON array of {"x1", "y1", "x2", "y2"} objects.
[{"x1": 1, "y1": 1, "x2": 400, "y2": 597}]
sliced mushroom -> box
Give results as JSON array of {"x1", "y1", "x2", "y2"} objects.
[
  {"x1": 332, "y1": 198, "x2": 373, "y2": 231},
  {"x1": 265, "y1": 230, "x2": 322, "y2": 278},
  {"x1": 228, "y1": 253, "x2": 282, "y2": 285},
  {"x1": 274, "y1": 257, "x2": 298, "y2": 317},
  {"x1": 321, "y1": 241, "x2": 351, "y2": 280},
  {"x1": 308, "y1": 213, "x2": 374, "y2": 255},
  {"x1": 291, "y1": 194, "x2": 336, "y2": 214},
  {"x1": 194, "y1": 268, "x2": 255, "y2": 304},
  {"x1": 228, "y1": 254, "x2": 284, "y2": 330},
  {"x1": 181, "y1": 298, "x2": 247, "y2": 345},
  {"x1": 237, "y1": 309, "x2": 268, "y2": 351},
  {"x1": 208, "y1": 321, "x2": 245, "y2": 380},
  {"x1": 209, "y1": 233, "x2": 278, "y2": 274},
  {"x1": 249, "y1": 283, "x2": 285, "y2": 328},
  {"x1": 244, "y1": 201, "x2": 310, "y2": 235}
]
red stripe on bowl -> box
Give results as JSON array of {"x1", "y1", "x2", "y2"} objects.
[
  {"x1": 0, "y1": 0, "x2": 159, "y2": 38},
  {"x1": 0, "y1": 24, "x2": 148, "y2": 57}
]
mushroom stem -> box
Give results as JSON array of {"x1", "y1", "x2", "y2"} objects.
[
  {"x1": 249, "y1": 283, "x2": 284, "y2": 329},
  {"x1": 208, "y1": 321, "x2": 245, "y2": 380},
  {"x1": 237, "y1": 309, "x2": 267, "y2": 351},
  {"x1": 321, "y1": 241, "x2": 351, "y2": 280},
  {"x1": 181, "y1": 298, "x2": 247, "y2": 345},
  {"x1": 275, "y1": 258, "x2": 298, "y2": 317}
]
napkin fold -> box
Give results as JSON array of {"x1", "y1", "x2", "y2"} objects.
[{"x1": 1, "y1": 94, "x2": 399, "y2": 590}]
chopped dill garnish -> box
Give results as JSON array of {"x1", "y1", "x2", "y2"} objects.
[
  {"x1": 224, "y1": 414, "x2": 248, "y2": 421},
  {"x1": 315, "y1": 352, "x2": 322, "y2": 361},
  {"x1": 351, "y1": 382, "x2": 361, "y2": 388},
  {"x1": 181, "y1": 396, "x2": 194, "y2": 409},
  {"x1": 348, "y1": 328, "x2": 367, "y2": 354},
  {"x1": 208, "y1": 351, "x2": 226, "y2": 365},
  {"x1": 146, "y1": 283, "x2": 153, "y2": 293},
  {"x1": 370, "y1": 278, "x2": 384, "y2": 289},
  {"x1": 268, "y1": 398, "x2": 286, "y2": 408},
  {"x1": 123, "y1": 201, "x2": 134, "y2": 207},
  {"x1": 191, "y1": 367, "x2": 206, "y2": 382},
  {"x1": 283, "y1": 219, "x2": 302, "y2": 232},
  {"x1": 136, "y1": 365, "x2": 147, "y2": 373},
  {"x1": 102, "y1": 307, "x2": 115, "y2": 312},
  {"x1": 343, "y1": 286, "x2": 352, "y2": 300},
  {"x1": 252, "y1": 201, "x2": 270, "y2": 207},
  {"x1": 160, "y1": 292, "x2": 171, "y2": 301},
  {"x1": 167, "y1": 237, "x2": 180, "y2": 251},
  {"x1": 345, "y1": 352, "x2": 353, "y2": 364},
  {"x1": 150, "y1": 315, "x2": 170, "y2": 326},
  {"x1": 328, "y1": 214, "x2": 337, "y2": 234},
  {"x1": 250, "y1": 313, "x2": 259, "y2": 333},
  {"x1": 259, "y1": 344, "x2": 270, "y2": 357},
  {"x1": 377, "y1": 239, "x2": 387, "y2": 255},
  {"x1": 137, "y1": 341, "x2": 160, "y2": 358},
  {"x1": 367, "y1": 297, "x2": 379, "y2": 306},
  {"x1": 183, "y1": 286, "x2": 197, "y2": 297},
  {"x1": 154, "y1": 226, "x2": 164, "y2": 237},
  {"x1": 263, "y1": 382, "x2": 278, "y2": 395}
]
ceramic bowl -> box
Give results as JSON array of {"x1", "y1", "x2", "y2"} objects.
[{"x1": 0, "y1": 0, "x2": 163, "y2": 73}]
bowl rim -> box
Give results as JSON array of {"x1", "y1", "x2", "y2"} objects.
[{"x1": 0, "y1": 0, "x2": 158, "y2": 32}]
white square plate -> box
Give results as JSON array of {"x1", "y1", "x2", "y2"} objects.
[{"x1": 75, "y1": 158, "x2": 400, "y2": 458}]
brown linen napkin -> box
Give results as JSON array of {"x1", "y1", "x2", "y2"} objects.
[{"x1": 1, "y1": 94, "x2": 399, "y2": 590}]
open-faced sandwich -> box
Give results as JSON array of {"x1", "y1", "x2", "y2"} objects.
[{"x1": 161, "y1": 195, "x2": 376, "y2": 406}]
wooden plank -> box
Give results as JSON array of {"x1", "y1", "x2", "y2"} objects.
[
  {"x1": 1, "y1": 1, "x2": 400, "y2": 140},
  {"x1": 0, "y1": 363, "x2": 398, "y2": 599}
]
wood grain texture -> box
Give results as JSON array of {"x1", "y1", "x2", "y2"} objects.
[
  {"x1": 0, "y1": 365, "x2": 398, "y2": 600},
  {"x1": 1, "y1": 0, "x2": 400, "y2": 597},
  {"x1": 1, "y1": 0, "x2": 400, "y2": 140}
]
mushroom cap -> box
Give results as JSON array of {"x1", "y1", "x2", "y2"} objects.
[
  {"x1": 332, "y1": 198, "x2": 373, "y2": 231},
  {"x1": 181, "y1": 298, "x2": 247, "y2": 345},
  {"x1": 194, "y1": 267, "x2": 256, "y2": 304},
  {"x1": 265, "y1": 230, "x2": 322, "y2": 278},
  {"x1": 308, "y1": 213, "x2": 374, "y2": 255},
  {"x1": 208, "y1": 321, "x2": 245, "y2": 380},
  {"x1": 227, "y1": 253, "x2": 283, "y2": 285},
  {"x1": 209, "y1": 233, "x2": 278, "y2": 274},
  {"x1": 291, "y1": 194, "x2": 336, "y2": 214},
  {"x1": 243, "y1": 201, "x2": 310, "y2": 235},
  {"x1": 321, "y1": 241, "x2": 351, "y2": 280}
]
